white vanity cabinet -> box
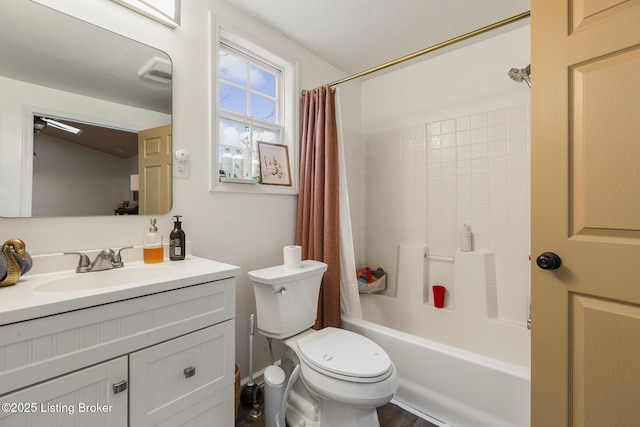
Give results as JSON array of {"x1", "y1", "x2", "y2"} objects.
[{"x1": 0, "y1": 259, "x2": 238, "y2": 427}]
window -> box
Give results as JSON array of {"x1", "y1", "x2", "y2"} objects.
[
  {"x1": 111, "y1": 0, "x2": 180, "y2": 28},
  {"x1": 211, "y1": 20, "x2": 298, "y2": 194}
]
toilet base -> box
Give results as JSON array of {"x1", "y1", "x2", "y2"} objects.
[
  {"x1": 286, "y1": 388, "x2": 381, "y2": 427},
  {"x1": 318, "y1": 400, "x2": 380, "y2": 427},
  {"x1": 281, "y1": 347, "x2": 384, "y2": 427}
]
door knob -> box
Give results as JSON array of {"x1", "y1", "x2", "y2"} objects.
[{"x1": 536, "y1": 252, "x2": 562, "y2": 270}]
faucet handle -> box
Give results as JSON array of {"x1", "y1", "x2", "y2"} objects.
[
  {"x1": 64, "y1": 252, "x2": 91, "y2": 273},
  {"x1": 112, "y1": 246, "x2": 133, "y2": 267}
]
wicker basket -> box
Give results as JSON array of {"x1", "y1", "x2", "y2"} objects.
[{"x1": 234, "y1": 364, "x2": 240, "y2": 418}]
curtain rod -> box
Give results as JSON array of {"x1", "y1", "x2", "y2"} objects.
[{"x1": 302, "y1": 10, "x2": 530, "y2": 95}]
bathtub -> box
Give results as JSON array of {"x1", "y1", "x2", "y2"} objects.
[{"x1": 342, "y1": 315, "x2": 531, "y2": 427}]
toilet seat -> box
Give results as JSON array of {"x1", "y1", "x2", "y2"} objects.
[{"x1": 297, "y1": 327, "x2": 393, "y2": 383}]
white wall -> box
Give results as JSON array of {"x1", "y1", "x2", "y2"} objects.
[
  {"x1": 32, "y1": 134, "x2": 135, "y2": 216},
  {"x1": 351, "y1": 24, "x2": 531, "y2": 327},
  {"x1": 361, "y1": 23, "x2": 530, "y2": 132},
  {"x1": 1, "y1": 0, "x2": 350, "y2": 381}
]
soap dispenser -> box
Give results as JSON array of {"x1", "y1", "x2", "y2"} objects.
[
  {"x1": 170, "y1": 215, "x2": 186, "y2": 261},
  {"x1": 143, "y1": 218, "x2": 163, "y2": 264}
]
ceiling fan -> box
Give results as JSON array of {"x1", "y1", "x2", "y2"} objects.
[{"x1": 34, "y1": 116, "x2": 84, "y2": 135}]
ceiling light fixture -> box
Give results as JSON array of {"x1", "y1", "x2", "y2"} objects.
[
  {"x1": 111, "y1": 0, "x2": 179, "y2": 28},
  {"x1": 39, "y1": 117, "x2": 84, "y2": 135}
]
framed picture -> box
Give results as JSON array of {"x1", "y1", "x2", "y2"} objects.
[{"x1": 258, "y1": 142, "x2": 292, "y2": 186}]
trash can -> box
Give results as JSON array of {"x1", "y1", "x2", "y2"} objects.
[{"x1": 264, "y1": 365, "x2": 286, "y2": 427}]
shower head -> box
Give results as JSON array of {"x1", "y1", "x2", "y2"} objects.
[{"x1": 508, "y1": 64, "x2": 531, "y2": 87}]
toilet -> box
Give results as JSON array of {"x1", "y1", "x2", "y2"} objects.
[{"x1": 248, "y1": 260, "x2": 397, "y2": 427}]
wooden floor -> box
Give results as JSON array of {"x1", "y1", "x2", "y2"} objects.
[{"x1": 236, "y1": 400, "x2": 438, "y2": 427}]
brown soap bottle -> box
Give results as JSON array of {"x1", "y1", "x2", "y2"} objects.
[{"x1": 169, "y1": 215, "x2": 186, "y2": 261}]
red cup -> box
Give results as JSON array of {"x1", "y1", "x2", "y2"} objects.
[{"x1": 433, "y1": 285, "x2": 446, "y2": 308}]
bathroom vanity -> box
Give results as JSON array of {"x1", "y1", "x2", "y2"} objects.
[{"x1": 0, "y1": 255, "x2": 239, "y2": 426}]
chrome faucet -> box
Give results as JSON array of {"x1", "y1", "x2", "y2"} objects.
[{"x1": 65, "y1": 247, "x2": 133, "y2": 273}]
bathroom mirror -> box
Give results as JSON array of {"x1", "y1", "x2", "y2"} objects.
[{"x1": 0, "y1": 0, "x2": 172, "y2": 217}]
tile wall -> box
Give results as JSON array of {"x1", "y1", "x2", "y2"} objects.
[
  {"x1": 356, "y1": 104, "x2": 531, "y2": 326},
  {"x1": 358, "y1": 124, "x2": 427, "y2": 298}
]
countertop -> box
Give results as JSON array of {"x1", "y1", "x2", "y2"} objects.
[{"x1": 0, "y1": 255, "x2": 240, "y2": 326}]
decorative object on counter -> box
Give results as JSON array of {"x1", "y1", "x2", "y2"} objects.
[
  {"x1": 357, "y1": 266, "x2": 387, "y2": 293},
  {"x1": 144, "y1": 218, "x2": 164, "y2": 264},
  {"x1": 460, "y1": 224, "x2": 472, "y2": 252},
  {"x1": 0, "y1": 239, "x2": 32, "y2": 287},
  {"x1": 170, "y1": 215, "x2": 186, "y2": 261}
]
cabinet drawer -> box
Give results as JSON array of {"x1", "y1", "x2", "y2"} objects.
[
  {"x1": 129, "y1": 320, "x2": 234, "y2": 426},
  {"x1": 0, "y1": 357, "x2": 128, "y2": 427}
]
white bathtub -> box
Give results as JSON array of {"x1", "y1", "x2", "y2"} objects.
[{"x1": 342, "y1": 316, "x2": 531, "y2": 427}]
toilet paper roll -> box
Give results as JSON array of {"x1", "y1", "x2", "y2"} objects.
[{"x1": 283, "y1": 245, "x2": 302, "y2": 269}]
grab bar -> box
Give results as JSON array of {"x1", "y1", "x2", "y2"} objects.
[{"x1": 426, "y1": 255, "x2": 455, "y2": 263}]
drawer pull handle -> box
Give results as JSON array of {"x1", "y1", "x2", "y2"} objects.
[
  {"x1": 113, "y1": 380, "x2": 128, "y2": 394},
  {"x1": 184, "y1": 367, "x2": 196, "y2": 378}
]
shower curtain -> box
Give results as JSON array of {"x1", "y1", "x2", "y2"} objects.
[
  {"x1": 335, "y1": 88, "x2": 362, "y2": 320},
  {"x1": 297, "y1": 86, "x2": 362, "y2": 329},
  {"x1": 297, "y1": 86, "x2": 341, "y2": 329}
]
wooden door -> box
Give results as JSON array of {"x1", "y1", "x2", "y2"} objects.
[
  {"x1": 531, "y1": 1, "x2": 640, "y2": 426},
  {"x1": 138, "y1": 124, "x2": 172, "y2": 215}
]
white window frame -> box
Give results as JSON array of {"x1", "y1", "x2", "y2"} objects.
[
  {"x1": 210, "y1": 15, "x2": 299, "y2": 195},
  {"x1": 111, "y1": 0, "x2": 180, "y2": 28}
]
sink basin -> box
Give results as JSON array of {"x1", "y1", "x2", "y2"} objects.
[{"x1": 34, "y1": 265, "x2": 179, "y2": 292}]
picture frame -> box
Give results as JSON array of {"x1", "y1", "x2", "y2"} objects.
[{"x1": 257, "y1": 142, "x2": 292, "y2": 186}]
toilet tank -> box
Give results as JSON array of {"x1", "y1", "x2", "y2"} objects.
[{"x1": 248, "y1": 260, "x2": 327, "y2": 339}]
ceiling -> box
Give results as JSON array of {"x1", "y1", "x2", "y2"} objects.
[
  {"x1": 36, "y1": 118, "x2": 138, "y2": 159},
  {"x1": 0, "y1": 0, "x2": 171, "y2": 114},
  {"x1": 223, "y1": 0, "x2": 530, "y2": 77}
]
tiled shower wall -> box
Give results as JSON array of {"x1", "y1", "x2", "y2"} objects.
[
  {"x1": 355, "y1": 104, "x2": 531, "y2": 326},
  {"x1": 357, "y1": 124, "x2": 427, "y2": 298}
]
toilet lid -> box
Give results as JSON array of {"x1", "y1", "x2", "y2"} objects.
[{"x1": 297, "y1": 327, "x2": 391, "y2": 380}]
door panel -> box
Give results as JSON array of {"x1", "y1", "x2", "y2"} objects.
[
  {"x1": 571, "y1": 48, "x2": 640, "y2": 236},
  {"x1": 572, "y1": 0, "x2": 639, "y2": 31},
  {"x1": 571, "y1": 295, "x2": 640, "y2": 426},
  {"x1": 138, "y1": 124, "x2": 172, "y2": 215},
  {"x1": 531, "y1": 0, "x2": 640, "y2": 425}
]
